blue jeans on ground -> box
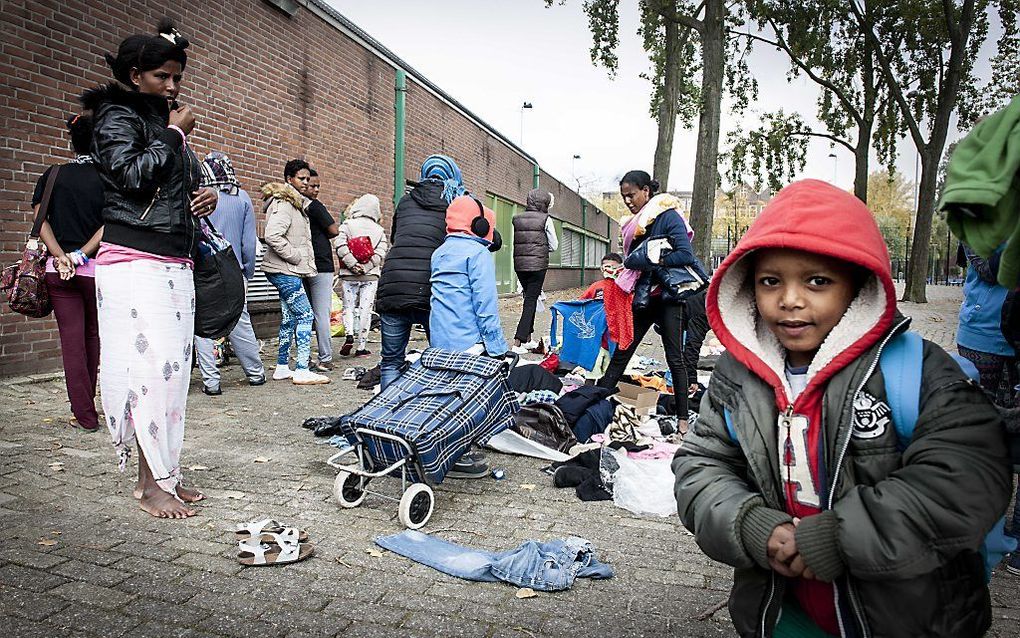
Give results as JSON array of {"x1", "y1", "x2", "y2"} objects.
[
  {"x1": 266, "y1": 273, "x2": 314, "y2": 370},
  {"x1": 379, "y1": 309, "x2": 430, "y2": 390},
  {"x1": 375, "y1": 530, "x2": 614, "y2": 591}
]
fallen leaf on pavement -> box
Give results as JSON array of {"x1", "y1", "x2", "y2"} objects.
[
  {"x1": 188, "y1": 465, "x2": 210, "y2": 471},
  {"x1": 253, "y1": 457, "x2": 271, "y2": 463},
  {"x1": 48, "y1": 462, "x2": 64, "y2": 472},
  {"x1": 516, "y1": 587, "x2": 538, "y2": 599},
  {"x1": 37, "y1": 539, "x2": 57, "y2": 547},
  {"x1": 321, "y1": 403, "x2": 336, "y2": 408},
  {"x1": 519, "y1": 484, "x2": 536, "y2": 491},
  {"x1": 42, "y1": 418, "x2": 53, "y2": 423},
  {"x1": 366, "y1": 548, "x2": 384, "y2": 558}
]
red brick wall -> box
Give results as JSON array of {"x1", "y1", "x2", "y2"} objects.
[{"x1": 0, "y1": 0, "x2": 615, "y2": 375}]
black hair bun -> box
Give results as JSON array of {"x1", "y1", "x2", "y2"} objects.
[
  {"x1": 156, "y1": 18, "x2": 190, "y2": 50},
  {"x1": 650, "y1": 179, "x2": 661, "y2": 193}
]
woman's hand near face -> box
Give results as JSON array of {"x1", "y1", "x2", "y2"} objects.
[
  {"x1": 168, "y1": 105, "x2": 195, "y2": 135},
  {"x1": 190, "y1": 188, "x2": 218, "y2": 218}
]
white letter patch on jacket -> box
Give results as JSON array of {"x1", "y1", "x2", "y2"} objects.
[{"x1": 852, "y1": 391, "x2": 891, "y2": 439}]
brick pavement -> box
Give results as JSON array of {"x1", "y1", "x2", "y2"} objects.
[{"x1": 1, "y1": 284, "x2": 1016, "y2": 637}]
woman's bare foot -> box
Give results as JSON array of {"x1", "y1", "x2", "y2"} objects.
[
  {"x1": 175, "y1": 484, "x2": 205, "y2": 503},
  {"x1": 138, "y1": 487, "x2": 196, "y2": 519}
]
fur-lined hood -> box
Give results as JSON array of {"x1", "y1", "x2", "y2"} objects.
[
  {"x1": 261, "y1": 182, "x2": 307, "y2": 212},
  {"x1": 707, "y1": 179, "x2": 897, "y2": 405},
  {"x1": 79, "y1": 81, "x2": 171, "y2": 116}
]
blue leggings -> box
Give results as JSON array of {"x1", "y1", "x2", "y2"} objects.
[{"x1": 266, "y1": 273, "x2": 314, "y2": 370}]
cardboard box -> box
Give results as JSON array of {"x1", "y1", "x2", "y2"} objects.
[{"x1": 614, "y1": 381, "x2": 659, "y2": 416}]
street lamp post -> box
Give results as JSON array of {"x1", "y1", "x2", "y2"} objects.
[
  {"x1": 828, "y1": 152, "x2": 838, "y2": 184},
  {"x1": 572, "y1": 154, "x2": 581, "y2": 191},
  {"x1": 519, "y1": 101, "x2": 532, "y2": 145}
]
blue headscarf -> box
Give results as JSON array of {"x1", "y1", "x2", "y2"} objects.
[{"x1": 419, "y1": 154, "x2": 466, "y2": 203}]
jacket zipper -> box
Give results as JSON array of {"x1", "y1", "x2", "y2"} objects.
[
  {"x1": 826, "y1": 317, "x2": 909, "y2": 637},
  {"x1": 140, "y1": 187, "x2": 160, "y2": 220},
  {"x1": 760, "y1": 403, "x2": 795, "y2": 637},
  {"x1": 760, "y1": 571, "x2": 777, "y2": 637}
]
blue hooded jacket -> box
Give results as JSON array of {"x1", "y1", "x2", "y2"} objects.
[{"x1": 958, "y1": 244, "x2": 1014, "y2": 356}]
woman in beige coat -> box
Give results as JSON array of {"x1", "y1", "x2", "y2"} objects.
[
  {"x1": 335, "y1": 194, "x2": 389, "y2": 356},
  {"x1": 261, "y1": 159, "x2": 329, "y2": 385}
]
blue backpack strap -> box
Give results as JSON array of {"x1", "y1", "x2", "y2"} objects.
[
  {"x1": 879, "y1": 331, "x2": 1015, "y2": 581},
  {"x1": 724, "y1": 408, "x2": 738, "y2": 443},
  {"x1": 879, "y1": 331, "x2": 924, "y2": 450}
]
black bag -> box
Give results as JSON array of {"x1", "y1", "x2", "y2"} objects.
[
  {"x1": 193, "y1": 219, "x2": 245, "y2": 339},
  {"x1": 512, "y1": 403, "x2": 576, "y2": 452}
]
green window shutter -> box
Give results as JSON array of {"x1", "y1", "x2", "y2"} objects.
[{"x1": 548, "y1": 218, "x2": 563, "y2": 266}]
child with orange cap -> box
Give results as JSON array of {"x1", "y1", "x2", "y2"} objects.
[{"x1": 429, "y1": 195, "x2": 509, "y2": 357}]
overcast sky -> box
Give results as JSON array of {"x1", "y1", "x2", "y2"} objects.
[{"x1": 329, "y1": 0, "x2": 999, "y2": 197}]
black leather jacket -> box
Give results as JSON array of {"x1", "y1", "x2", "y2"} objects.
[{"x1": 80, "y1": 82, "x2": 201, "y2": 258}]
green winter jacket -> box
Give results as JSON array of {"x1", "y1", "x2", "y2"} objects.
[
  {"x1": 940, "y1": 94, "x2": 1020, "y2": 289},
  {"x1": 673, "y1": 316, "x2": 1012, "y2": 637}
]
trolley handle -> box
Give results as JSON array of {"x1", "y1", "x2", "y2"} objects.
[{"x1": 393, "y1": 389, "x2": 463, "y2": 411}]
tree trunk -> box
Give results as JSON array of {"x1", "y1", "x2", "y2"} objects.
[
  {"x1": 853, "y1": 126, "x2": 870, "y2": 202},
  {"x1": 854, "y1": 34, "x2": 876, "y2": 203},
  {"x1": 903, "y1": 148, "x2": 938, "y2": 303},
  {"x1": 688, "y1": 0, "x2": 725, "y2": 264},
  {"x1": 652, "y1": 17, "x2": 680, "y2": 191}
]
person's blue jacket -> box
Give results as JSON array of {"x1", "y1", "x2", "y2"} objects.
[
  {"x1": 429, "y1": 234, "x2": 509, "y2": 355},
  {"x1": 625, "y1": 208, "x2": 709, "y2": 308},
  {"x1": 958, "y1": 244, "x2": 1014, "y2": 356}
]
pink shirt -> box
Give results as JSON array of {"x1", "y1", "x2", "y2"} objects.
[{"x1": 96, "y1": 242, "x2": 193, "y2": 268}]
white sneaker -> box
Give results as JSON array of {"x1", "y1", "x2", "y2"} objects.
[
  {"x1": 273, "y1": 364, "x2": 293, "y2": 380},
  {"x1": 292, "y1": 369, "x2": 331, "y2": 385},
  {"x1": 511, "y1": 345, "x2": 529, "y2": 355},
  {"x1": 522, "y1": 340, "x2": 539, "y2": 350}
]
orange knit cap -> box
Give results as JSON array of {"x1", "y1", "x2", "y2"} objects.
[{"x1": 446, "y1": 195, "x2": 495, "y2": 242}]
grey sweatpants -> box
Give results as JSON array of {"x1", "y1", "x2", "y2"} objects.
[
  {"x1": 303, "y1": 272, "x2": 335, "y2": 363},
  {"x1": 194, "y1": 303, "x2": 265, "y2": 390}
]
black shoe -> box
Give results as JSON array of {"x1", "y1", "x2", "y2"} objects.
[
  {"x1": 310, "y1": 362, "x2": 334, "y2": 373},
  {"x1": 202, "y1": 385, "x2": 222, "y2": 396},
  {"x1": 248, "y1": 375, "x2": 266, "y2": 386},
  {"x1": 447, "y1": 457, "x2": 489, "y2": 479}
]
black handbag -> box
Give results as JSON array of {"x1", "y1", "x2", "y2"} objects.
[{"x1": 193, "y1": 218, "x2": 245, "y2": 339}]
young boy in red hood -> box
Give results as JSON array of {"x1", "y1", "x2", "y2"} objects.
[{"x1": 673, "y1": 180, "x2": 1011, "y2": 637}]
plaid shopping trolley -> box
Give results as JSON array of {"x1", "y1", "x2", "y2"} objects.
[{"x1": 327, "y1": 348, "x2": 520, "y2": 528}]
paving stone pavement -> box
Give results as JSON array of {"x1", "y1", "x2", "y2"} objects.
[{"x1": 0, "y1": 284, "x2": 1016, "y2": 637}]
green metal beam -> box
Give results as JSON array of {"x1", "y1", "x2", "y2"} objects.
[
  {"x1": 532, "y1": 163, "x2": 540, "y2": 189},
  {"x1": 580, "y1": 199, "x2": 587, "y2": 286},
  {"x1": 393, "y1": 69, "x2": 407, "y2": 209}
]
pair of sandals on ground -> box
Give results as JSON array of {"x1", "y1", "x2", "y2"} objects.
[{"x1": 236, "y1": 518, "x2": 315, "y2": 566}]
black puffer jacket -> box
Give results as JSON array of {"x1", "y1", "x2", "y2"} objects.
[
  {"x1": 376, "y1": 181, "x2": 448, "y2": 313},
  {"x1": 80, "y1": 82, "x2": 201, "y2": 258}
]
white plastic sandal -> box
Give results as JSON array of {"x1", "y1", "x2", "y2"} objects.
[
  {"x1": 237, "y1": 529, "x2": 314, "y2": 567},
  {"x1": 234, "y1": 518, "x2": 308, "y2": 542}
]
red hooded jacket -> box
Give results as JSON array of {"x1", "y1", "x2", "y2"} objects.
[{"x1": 706, "y1": 180, "x2": 897, "y2": 633}]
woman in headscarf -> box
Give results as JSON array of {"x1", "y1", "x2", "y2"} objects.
[{"x1": 375, "y1": 154, "x2": 466, "y2": 390}]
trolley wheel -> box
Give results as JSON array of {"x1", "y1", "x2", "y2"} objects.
[
  {"x1": 333, "y1": 470, "x2": 367, "y2": 508},
  {"x1": 397, "y1": 483, "x2": 434, "y2": 529}
]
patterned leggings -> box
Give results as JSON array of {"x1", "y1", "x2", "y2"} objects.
[
  {"x1": 957, "y1": 345, "x2": 1018, "y2": 408},
  {"x1": 266, "y1": 273, "x2": 314, "y2": 370}
]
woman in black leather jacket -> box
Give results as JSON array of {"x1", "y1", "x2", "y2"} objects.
[{"x1": 84, "y1": 20, "x2": 217, "y2": 519}]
